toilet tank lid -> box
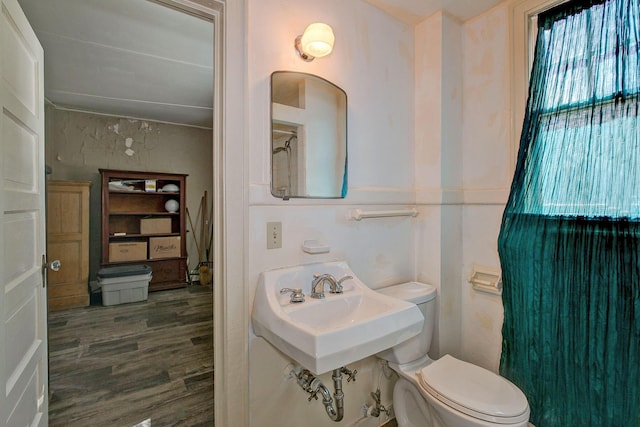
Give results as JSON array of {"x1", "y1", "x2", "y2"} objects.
[{"x1": 376, "y1": 282, "x2": 436, "y2": 304}]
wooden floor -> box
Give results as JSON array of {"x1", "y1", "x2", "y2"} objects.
[{"x1": 47, "y1": 285, "x2": 214, "y2": 427}]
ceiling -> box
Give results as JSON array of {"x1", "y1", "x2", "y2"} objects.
[
  {"x1": 18, "y1": 0, "x2": 214, "y2": 128},
  {"x1": 364, "y1": 0, "x2": 505, "y2": 23},
  {"x1": 17, "y1": 0, "x2": 501, "y2": 129}
]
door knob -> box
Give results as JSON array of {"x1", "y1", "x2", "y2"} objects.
[{"x1": 50, "y1": 260, "x2": 61, "y2": 271}]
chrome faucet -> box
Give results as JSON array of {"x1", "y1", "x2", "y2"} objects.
[
  {"x1": 310, "y1": 274, "x2": 353, "y2": 299},
  {"x1": 311, "y1": 274, "x2": 334, "y2": 299}
]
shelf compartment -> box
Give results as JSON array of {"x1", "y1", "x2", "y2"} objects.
[
  {"x1": 109, "y1": 233, "x2": 181, "y2": 239},
  {"x1": 108, "y1": 191, "x2": 180, "y2": 196},
  {"x1": 109, "y1": 216, "x2": 180, "y2": 236},
  {"x1": 109, "y1": 192, "x2": 179, "y2": 213},
  {"x1": 108, "y1": 178, "x2": 182, "y2": 194},
  {"x1": 109, "y1": 212, "x2": 179, "y2": 216}
]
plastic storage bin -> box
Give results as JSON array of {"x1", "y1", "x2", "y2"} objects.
[{"x1": 98, "y1": 264, "x2": 152, "y2": 306}]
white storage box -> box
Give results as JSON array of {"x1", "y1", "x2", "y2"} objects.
[{"x1": 98, "y1": 265, "x2": 152, "y2": 306}]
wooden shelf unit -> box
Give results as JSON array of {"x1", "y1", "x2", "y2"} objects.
[{"x1": 100, "y1": 169, "x2": 188, "y2": 291}]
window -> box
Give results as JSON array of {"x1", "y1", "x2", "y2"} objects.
[{"x1": 513, "y1": 0, "x2": 640, "y2": 217}]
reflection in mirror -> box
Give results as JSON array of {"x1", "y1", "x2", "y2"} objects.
[{"x1": 271, "y1": 71, "x2": 347, "y2": 199}]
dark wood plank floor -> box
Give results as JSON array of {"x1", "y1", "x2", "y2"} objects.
[{"x1": 47, "y1": 285, "x2": 214, "y2": 427}]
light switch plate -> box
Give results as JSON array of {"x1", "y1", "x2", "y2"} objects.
[{"x1": 267, "y1": 222, "x2": 282, "y2": 249}]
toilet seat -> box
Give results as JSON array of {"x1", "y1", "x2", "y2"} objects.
[{"x1": 418, "y1": 355, "x2": 529, "y2": 424}]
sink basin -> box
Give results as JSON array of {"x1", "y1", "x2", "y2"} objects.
[{"x1": 252, "y1": 261, "x2": 423, "y2": 374}]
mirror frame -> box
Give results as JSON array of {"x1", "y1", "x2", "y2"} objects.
[{"x1": 270, "y1": 71, "x2": 348, "y2": 200}]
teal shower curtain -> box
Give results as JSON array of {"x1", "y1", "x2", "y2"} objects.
[{"x1": 497, "y1": 0, "x2": 640, "y2": 425}]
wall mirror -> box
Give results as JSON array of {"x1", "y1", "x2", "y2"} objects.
[{"x1": 271, "y1": 71, "x2": 347, "y2": 199}]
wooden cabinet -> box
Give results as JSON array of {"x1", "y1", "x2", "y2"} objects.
[
  {"x1": 100, "y1": 169, "x2": 187, "y2": 291},
  {"x1": 47, "y1": 180, "x2": 91, "y2": 310}
]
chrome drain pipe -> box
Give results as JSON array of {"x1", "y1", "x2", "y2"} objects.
[
  {"x1": 317, "y1": 379, "x2": 340, "y2": 421},
  {"x1": 328, "y1": 368, "x2": 344, "y2": 421},
  {"x1": 290, "y1": 365, "x2": 356, "y2": 422}
]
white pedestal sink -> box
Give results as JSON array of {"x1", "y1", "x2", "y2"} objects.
[{"x1": 252, "y1": 261, "x2": 423, "y2": 374}]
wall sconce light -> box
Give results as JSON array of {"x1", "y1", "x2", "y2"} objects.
[{"x1": 295, "y1": 23, "x2": 335, "y2": 62}]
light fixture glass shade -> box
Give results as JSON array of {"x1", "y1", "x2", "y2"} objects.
[{"x1": 300, "y1": 23, "x2": 335, "y2": 58}]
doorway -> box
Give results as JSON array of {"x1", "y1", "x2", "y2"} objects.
[{"x1": 16, "y1": 0, "x2": 218, "y2": 424}]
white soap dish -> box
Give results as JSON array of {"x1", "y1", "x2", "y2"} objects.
[{"x1": 302, "y1": 240, "x2": 330, "y2": 254}]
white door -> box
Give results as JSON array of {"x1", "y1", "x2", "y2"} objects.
[{"x1": 0, "y1": 0, "x2": 47, "y2": 425}]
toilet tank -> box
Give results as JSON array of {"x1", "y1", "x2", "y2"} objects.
[{"x1": 376, "y1": 282, "x2": 437, "y2": 364}]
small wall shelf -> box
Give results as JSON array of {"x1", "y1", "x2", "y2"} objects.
[{"x1": 469, "y1": 264, "x2": 502, "y2": 296}]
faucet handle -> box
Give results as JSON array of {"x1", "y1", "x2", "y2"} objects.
[
  {"x1": 280, "y1": 287, "x2": 305, "y2": 303},
  {"x1": 331, "y1": 275, "x2": 353, "y2": 294},
  {"x1": 341, "y1": 366, "x2": 357, "y2": 382},
  {"x1": 338, "y1": 275, "x2": 352, "y2": 284}
]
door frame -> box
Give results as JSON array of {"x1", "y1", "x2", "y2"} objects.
[{"x1": 149, "y1": 1, "x2": 248, "y2": 425}]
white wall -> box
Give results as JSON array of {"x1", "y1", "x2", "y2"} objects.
[
  {"x1": 414, "y1": 11, "x2": 464, "y2": 360},
  {"x1": 414, "y1": 3, "x2": 514, "y2": 374},
  {"x1": 460, "y1": 3, "x2": 512, "y2": 371},
  {"x1": 247, "y1": 0, "x2": 416, "y2": 425},
  {"x1": 246, "y1": 0, "x2": 518, "y2": 424}
]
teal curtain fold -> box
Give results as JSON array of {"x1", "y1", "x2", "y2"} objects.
[{"x1": 498, "y1": 0, "x2": 640, "y2": 425}]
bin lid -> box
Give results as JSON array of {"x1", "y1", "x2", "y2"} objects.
[{"x1": 98, "y1": 264, "x2": 151, "y2": 278}]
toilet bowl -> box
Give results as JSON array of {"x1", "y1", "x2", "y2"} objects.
[{"x1": 376, "y1": 282, "x2": 530, "y2": 427}]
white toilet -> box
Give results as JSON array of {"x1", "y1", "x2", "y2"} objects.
[{"x1": 376, "y1": 282, "x2": 530, "y2": 427}]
